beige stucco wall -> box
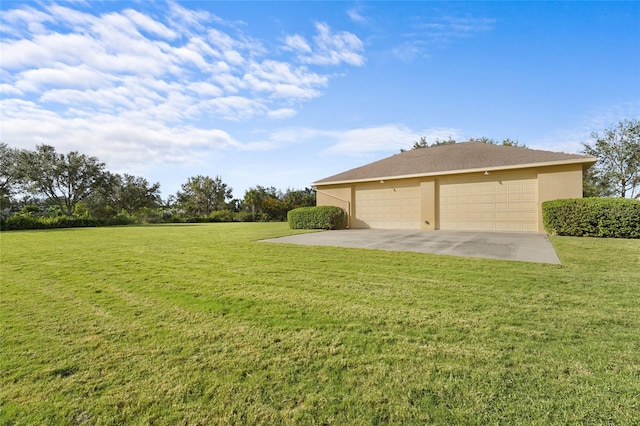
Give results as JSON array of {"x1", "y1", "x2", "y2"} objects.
[
  {"x1": 420, "y1": 179, "x2": 436, "y2": 230},
  {"x1": 536, "y1": 163, "x2": 585, "y2": 231},
  {"x1": 316, "y1": 163, "x2": 587, "y2": 232},
  {"x1": 537, "y1": 164, "x2": 584, "y2": 201}
]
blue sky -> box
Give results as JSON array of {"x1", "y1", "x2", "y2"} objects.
[{"x1": 1, "y1": 1, "x2": 639, "y2": 199}]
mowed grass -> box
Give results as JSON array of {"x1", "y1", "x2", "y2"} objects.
[{"x1": 1, "y1": 223, "x2": 639, "y2": 425}]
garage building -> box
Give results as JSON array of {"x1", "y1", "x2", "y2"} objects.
[{"x1": 313, "y1": 142, "x2": 597, "y2": 232}]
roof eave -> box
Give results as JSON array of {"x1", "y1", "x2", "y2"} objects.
[{"x1": 313, "y1": 157, "x2": 598, "y2": 186}]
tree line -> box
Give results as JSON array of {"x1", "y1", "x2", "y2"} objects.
[{"x1": 0, "y1": 143, "x2": 316, "y2": 225}]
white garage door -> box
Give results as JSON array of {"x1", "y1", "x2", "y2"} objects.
[
  {"x1": 354, "y1": 181, "x2": 420, "y2": 229},
  {"x1": 439, "y1": 174, "x2": 538, "y2": 232}
]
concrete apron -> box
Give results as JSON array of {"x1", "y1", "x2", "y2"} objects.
[{"x1": 261, "y1": 229, "x2": 561, "y2": 264}]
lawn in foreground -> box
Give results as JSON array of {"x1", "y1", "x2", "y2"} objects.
[{"x1": 1, "y1": 223, "x2": 639, "y2": 424}]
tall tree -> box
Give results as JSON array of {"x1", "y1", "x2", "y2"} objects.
[
  {"x1": 0, "y1": 143, "x2": 24, "y2": 210},
  {"x1": 243, "y1": 187, "x2": 266, "y2": 220},
  {"x1": 241, "y1": 187, "x2": 315, "y2": 222},
  {"x1": 177, "y1": 175, "x2": 233, "y2": 216},
  {"x1": 19, "y1": 144, "x2": 111, "y2": 215},
  {"x1": 113, "y1": 174, "x2": 162, "y2": 214},
  {"x1": 283, "y1": 187, "x2": 316, "y2": 209},
  {"x1": 581, "y1": 167, "x2": 609, "y2": 198},
  {"x1": 582, "y1": 119, "x2": 640, "y2": 198},
  {"x1": 241, "y1": 186, "x2": 281, "y2": 221},
  {"x1": 260, "y1": 196, "x2": 288, "y2": 221}
]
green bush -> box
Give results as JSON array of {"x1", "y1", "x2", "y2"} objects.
[
  {"x1": 209, "y1": 210, "x2": 235, "y2": 222},
  {"x1": 180, "y1": 211, "x2": 238, "y2": 223},
  {"x1": 235, "y1": 211, "x2": 254, "y2": 222},
  {"x1": 1, "y1": 215, "x2": 44, "y2": 231},
  {"x1": 542, "y1": 198, "x2": 640, "y2": 238},
  {"x1": 111, "y1": 213, "x2": 134, "y2": 226},
  {"x1": 0, "y1": 214, "x2": 136, "y2": 231},
  {"x1": 287, "y1": 206, "x2": 348, "y2": 230}
]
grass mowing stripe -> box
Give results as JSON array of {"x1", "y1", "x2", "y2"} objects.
[{"x1": 1, "y1": 223, "x2": 639, "y2": 424}]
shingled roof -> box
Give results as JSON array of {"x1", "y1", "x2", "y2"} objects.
[{"x1": 314, "y1": 142, "x2": 597, "y2": 185}]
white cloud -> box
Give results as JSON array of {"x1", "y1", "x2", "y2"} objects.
[
  {"x1": 391, "y1": 43, "x2": 428, "y2": 63},
  {"x1": 0, "y1": 6, "x2": 53, "y2": 37},
  {"x1": 46, "y1": 4, "x2": 101, "y2": 33},
  {"x1": 392, "y1": 14, "x2": 496, "y2": 62},
  {"x1": 267, "y1": 108, "x2": 297, "y2": 119},
  {"x1": 252, "y1": 124, "x2": 463, "y2": 155},
  {"x1": 167, "y1": 0, "x2": 212, "y2": 32},
  {"x1": 412, "y1": 15, "x2": 496, "y2": 42},
  {"x1": 17, "y1": 64, "x2": 111, "y2": 91},
  {"x1": 187, "y1": 82, "x2": 223, "y2": 97},
  {"x1": 0, "y1": 84, "x2": 23, "y2": 96},
  {"x1": 325, "y1": 125, "x2": 462, "y2": 154},
  {"x1": 446, "y1": 16, "x2": 496, "y2": 34},
  {"x1": 122, "y1": 9, "x2": 178, "y2": 39},
  {"x1": 284, "y1": 34, "x2": 311, "y2": 53},
  {"x1": 328, "y1": 125, "x2": 418, "y2": 153},
  {"x1": 205, "y1": 96, "x2": 267, "y2": 121},
  {"x1": 285, "y1": 22, "x2": 365, "y2": 66},
  {"x1": 0, "y1": 98, "x2": 240, "y2": 170},
  {"x1": 243, "y1": 60, "x2": 328, "y2": 99},
  {"x1": 0, "y1": 1, "x2": 365, "y2": 172},
  {"x1": 347, "y1": 7, "x2": 368, "y2": 24},
  {"x1": 0, "y1": 3, "x2": 358, "y2": 114},
  {"x1": 1, "y1": 33, "x2": 95, "y2": 69},
  {"x1": 265, "y1": 127, "x2": 333, "y2": 145},
  {"x1": 530, "y1": 101, "x2": 640, "y2": 155}
]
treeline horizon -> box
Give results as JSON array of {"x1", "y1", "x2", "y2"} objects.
[{"x1": 0, "y1": 143, "x2": 316, "y2": 228}]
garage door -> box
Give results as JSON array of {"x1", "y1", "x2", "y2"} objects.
[
  {"x1": 439, "y1": 174, "x2": 538, "y2": 232},
  {"x1": 354, "y1": 181, "x2": 420, "y2": 229}
]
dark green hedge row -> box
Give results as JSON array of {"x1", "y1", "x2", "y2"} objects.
[
  {"x1": 0, "y1": 214, "x2": 133, "y2": 231},
  {"x1": 181, "y1": 210, "x2": 240, "y2": 223},
  {"x1": 288, "y1": 206, "x2": 348, "y2": 230},
  {"x1": 542, "y1": 198, "x2": 640, "y2": 239},
  {"x1": 0, "y1": 209, "x2": 281, "y2": 230}
]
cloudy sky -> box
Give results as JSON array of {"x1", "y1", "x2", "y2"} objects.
[{"x1": 1, "y1": 1, "x2": 639, "y2": 198}]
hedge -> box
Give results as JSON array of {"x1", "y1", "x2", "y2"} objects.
[
  {"x1": 542, "y1": 198, "x2": 640, "y2": 239},
  {"x1": 287, "y1": 206, "x2": 348, "y2": 230},
  {"x1": 0, "y1": 214, "x2": 133, "y2": 231},
  {"x1": 208, "y1": 210, "x2": 236, "y2": 222}
]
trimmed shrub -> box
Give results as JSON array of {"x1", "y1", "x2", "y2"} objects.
[
  {"x1": 288, "y1": 206, "x2": 348, "y2": 230},
  {"x1": 542, "y1": 198, "x2": 640, "y2": 239},
  {"x1": 209, "y1": 210, "x2": 235, "y2": 222},
  {"x1": 1, "y1": 214, "x2": 44, "y2": 231},
  {"x1": 110, "y1": 213, "x2": 134, "y2": 226},
  {"x1": 2, "y1": 215, "x2": 102, "y2": 231},
  {"x1": 235, "y1": 211, "x2": 255, "y2": 222},
  {"x1": 0, "y1": 214, "x2": 136, "y2": 231}
]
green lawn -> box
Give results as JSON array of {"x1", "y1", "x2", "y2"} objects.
[{"x1": 1, "y1": 223, "x2": 639, "y2": 424}]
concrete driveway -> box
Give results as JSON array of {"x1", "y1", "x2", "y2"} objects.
[{"x1": 262, "y1": 229, "x2": 561, "y2": 264}]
